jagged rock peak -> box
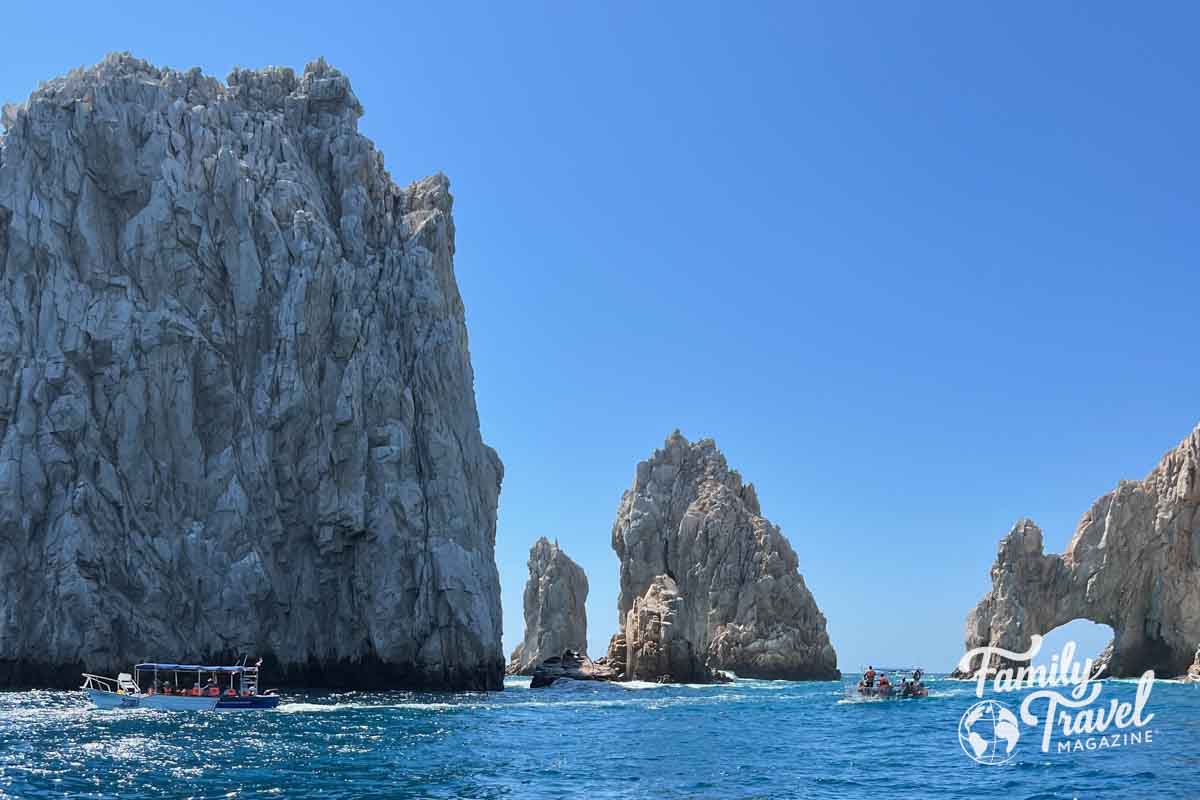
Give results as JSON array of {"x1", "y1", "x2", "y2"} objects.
[
  {"x1": 609, "y1": 431, "x2": 839, "y2": 682},
  {"x1": 0, "y1": 54, "x2": 504, "y2": 689},
  {"x1": 956, "y1": 423, "x2": 1200, "y2": 678},
  {"x1": 507, "y1": 537, "x2": 589, "y2": 675},
  {"x1": 8, "y1": 52, "x2": 362, "y2": 122}
]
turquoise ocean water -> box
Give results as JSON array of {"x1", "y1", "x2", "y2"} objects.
[{"x1": 1, "y1": 675, "x2": 1196, "y2": 798}]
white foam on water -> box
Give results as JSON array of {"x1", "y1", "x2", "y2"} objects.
[
  {"x1": 277, "y1": 700, "x2": 496, "y2": 714},
  {"x1": 275, "y1": 703, "x2": 349, "y2": 713}
]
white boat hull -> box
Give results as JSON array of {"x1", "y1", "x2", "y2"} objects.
[{"x1": 86, "y1": 689, "x2": 220, "y2": 710}]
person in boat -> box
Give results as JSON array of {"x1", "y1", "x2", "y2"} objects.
[
  {"x1": 863, "y1": 665, "x2": 876, "y2": 688},
  {"x1": 877, "y1": 673, "x2": 891, "y2": 692}
]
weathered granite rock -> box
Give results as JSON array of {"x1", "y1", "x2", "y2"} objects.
[
  {"x1": 609, "y1": 431, "x2": 839, "y2": 682},
  {"x1": 622, "y1": 574, "x2": 715, "y2": 683},
  {"x1": 507, "y1": 537, "x2": 588, "y2": 675},
  {"x1": 0, "y1": 54, "x2": 504, "y2": 689},
  {"x1": 604, "y1": 632, "x2": 628, "y2": 678},
  {"x1": 528, "y1": 649, "x2": 618, "y2": 688},
  {"x1": 955, "y1": 424, "x2": 1200, "y2": 679}
]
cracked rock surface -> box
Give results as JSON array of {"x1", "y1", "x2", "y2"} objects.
[
  {"x1": 507, "y1": 537, "x2": 588, "y2": 675},
  {"x1": 608, "y1": 431, "x2": 839, "y2": 682},
  {"x1": 956, "y1": 424, "x2": 1200, "y2": 678},
  {"x1": 0, "y1": 53, "x2": 503, "y2": 689}
]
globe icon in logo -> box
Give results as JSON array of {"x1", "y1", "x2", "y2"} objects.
[{"x1": 958, "y1": 700, "x2": 1021, "y2": 765}]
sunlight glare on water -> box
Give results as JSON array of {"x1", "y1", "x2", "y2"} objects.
[{"x1": 0, "y1": 676, "x2": 1195, "y2": 798}]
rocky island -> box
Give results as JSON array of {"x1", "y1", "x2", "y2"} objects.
[
  {"x1": 0, "y1": 54, "x2": 504, "y2": 689},
  {"x1": 606, "y1": 432, "x2": 839, "y2": 682},
  {"x1": 955, "y1": 424, "x2": 1200, "y2": 678},
  {"x1": 507, "y1": 538, "x2": 589, "y2": 675}
]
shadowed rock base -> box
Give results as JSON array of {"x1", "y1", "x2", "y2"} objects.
[{"x1": 529, "y1": 651, "x2": 618, "y2": 689}]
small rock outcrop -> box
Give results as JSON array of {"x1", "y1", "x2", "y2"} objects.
[
  {"x1": 955, "y1": 424, "x2": 1200, "y2": 679},
  {"x1": 622, "y1": 575, "x2": 713, "y2": 683},
  {"x1": 0, "y1": 54, "x2": 504, "y2": 689},
  {"x1": 507, "y1": 538, "x2": 589, "y2": 675},
  {"x1": 529, "y1": 650, "x2": 618, "y2": 688},
  {"x1": 608, "y1": 431, "x2": 839, "y2": 682},
  {"x1": 1185, "y1": 645, "x2": 1200, "y2": 683}
]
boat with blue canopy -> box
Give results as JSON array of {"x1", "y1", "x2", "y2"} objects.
[{"x1": 82, "y1": 660, "x2": 280, "y2": 710}]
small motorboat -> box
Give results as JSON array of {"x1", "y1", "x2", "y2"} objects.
[
  {"x1": 851, "y1": 667, "x2": 928, "y2": 700},
  {"x1": 82, "y1": 661, "x2": 280, "y2": 710}
]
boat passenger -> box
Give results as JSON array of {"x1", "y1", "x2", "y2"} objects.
[
  {"x1": 877, "y1": 673, "x2": 891, "y2": 692},
  {"x1": 863, "y1": 665, "x2": 876, "y2": 688}
]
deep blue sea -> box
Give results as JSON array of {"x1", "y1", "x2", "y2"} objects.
[{"x1": 1, "y1": 675, "x2": 1196, "y2": 799}]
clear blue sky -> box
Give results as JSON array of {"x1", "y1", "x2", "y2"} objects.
[{"x1": 4, "y1": 2, "x2": 1196, "y2": 672}]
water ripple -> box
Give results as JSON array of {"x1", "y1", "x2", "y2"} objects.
[{"x1": 0, "y1": 677, "x2": 1193, "y2": 798}]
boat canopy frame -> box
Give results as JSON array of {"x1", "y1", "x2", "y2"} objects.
[
  {"x1": 135, "y1": 663, "x2": 254, "y2": 672},
  {"x1": 131, "y1": 663, "x2": 266, "y2": 696}
]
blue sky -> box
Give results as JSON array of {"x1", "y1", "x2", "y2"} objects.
[{"x1": 4, "y1": 2, "x2": 1196, "y2": 671}]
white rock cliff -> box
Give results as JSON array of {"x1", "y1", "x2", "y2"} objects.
[
  {"x1": 507, "y1": 537, "x2": 588, "y2": 675},
  {"x1": 0, "y1": 54, "x2": 504, "y2": 689},
  {"x1": 608, "y1": 432, "x2": 839, "y2": 681}
]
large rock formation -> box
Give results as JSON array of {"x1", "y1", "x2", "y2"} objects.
[
  {"x1": 956, "y1": 424, "x2": 1200, "y2": 678},
  {"x1": 0, "y1": 54, "x2": 504, "y2": 689},
  {"x1": 608, "y1": 431, "x2": 839, "y2": 681},
  {"x1": 507, "y1": 537, "x2": 588, "y2": 675}
]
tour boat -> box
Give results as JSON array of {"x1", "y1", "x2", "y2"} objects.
[
  {"x1": 853, "y1": 667, "x2": 928, "y2": 699},
  {"x1": 855, "y1": 682, "x2": 929, "y2": 699},
  {"x1": 82, "y1": 662, "x2": 280, "y2": 710}
]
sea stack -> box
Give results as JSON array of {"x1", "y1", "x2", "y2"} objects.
[
  {"x1": 507, "y1": 538, "x2": 589, "y2": 675},
  {"x1": 0, "y1": 54, "x2": 504, "y2": 689},
  {"x1": 607, "y1": 431, "x2": 839, "y2": 682},
  {"x1": 955, "y1": 424, "x2": 1200, "y2": 678}
]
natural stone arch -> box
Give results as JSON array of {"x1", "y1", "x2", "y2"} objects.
[
  {"x1": 956, "y1": 426, "x2": 1200, "y2": 679},
  {"x1": 1033, "y1": 619, "x2": 1115, "y2": 670}
]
